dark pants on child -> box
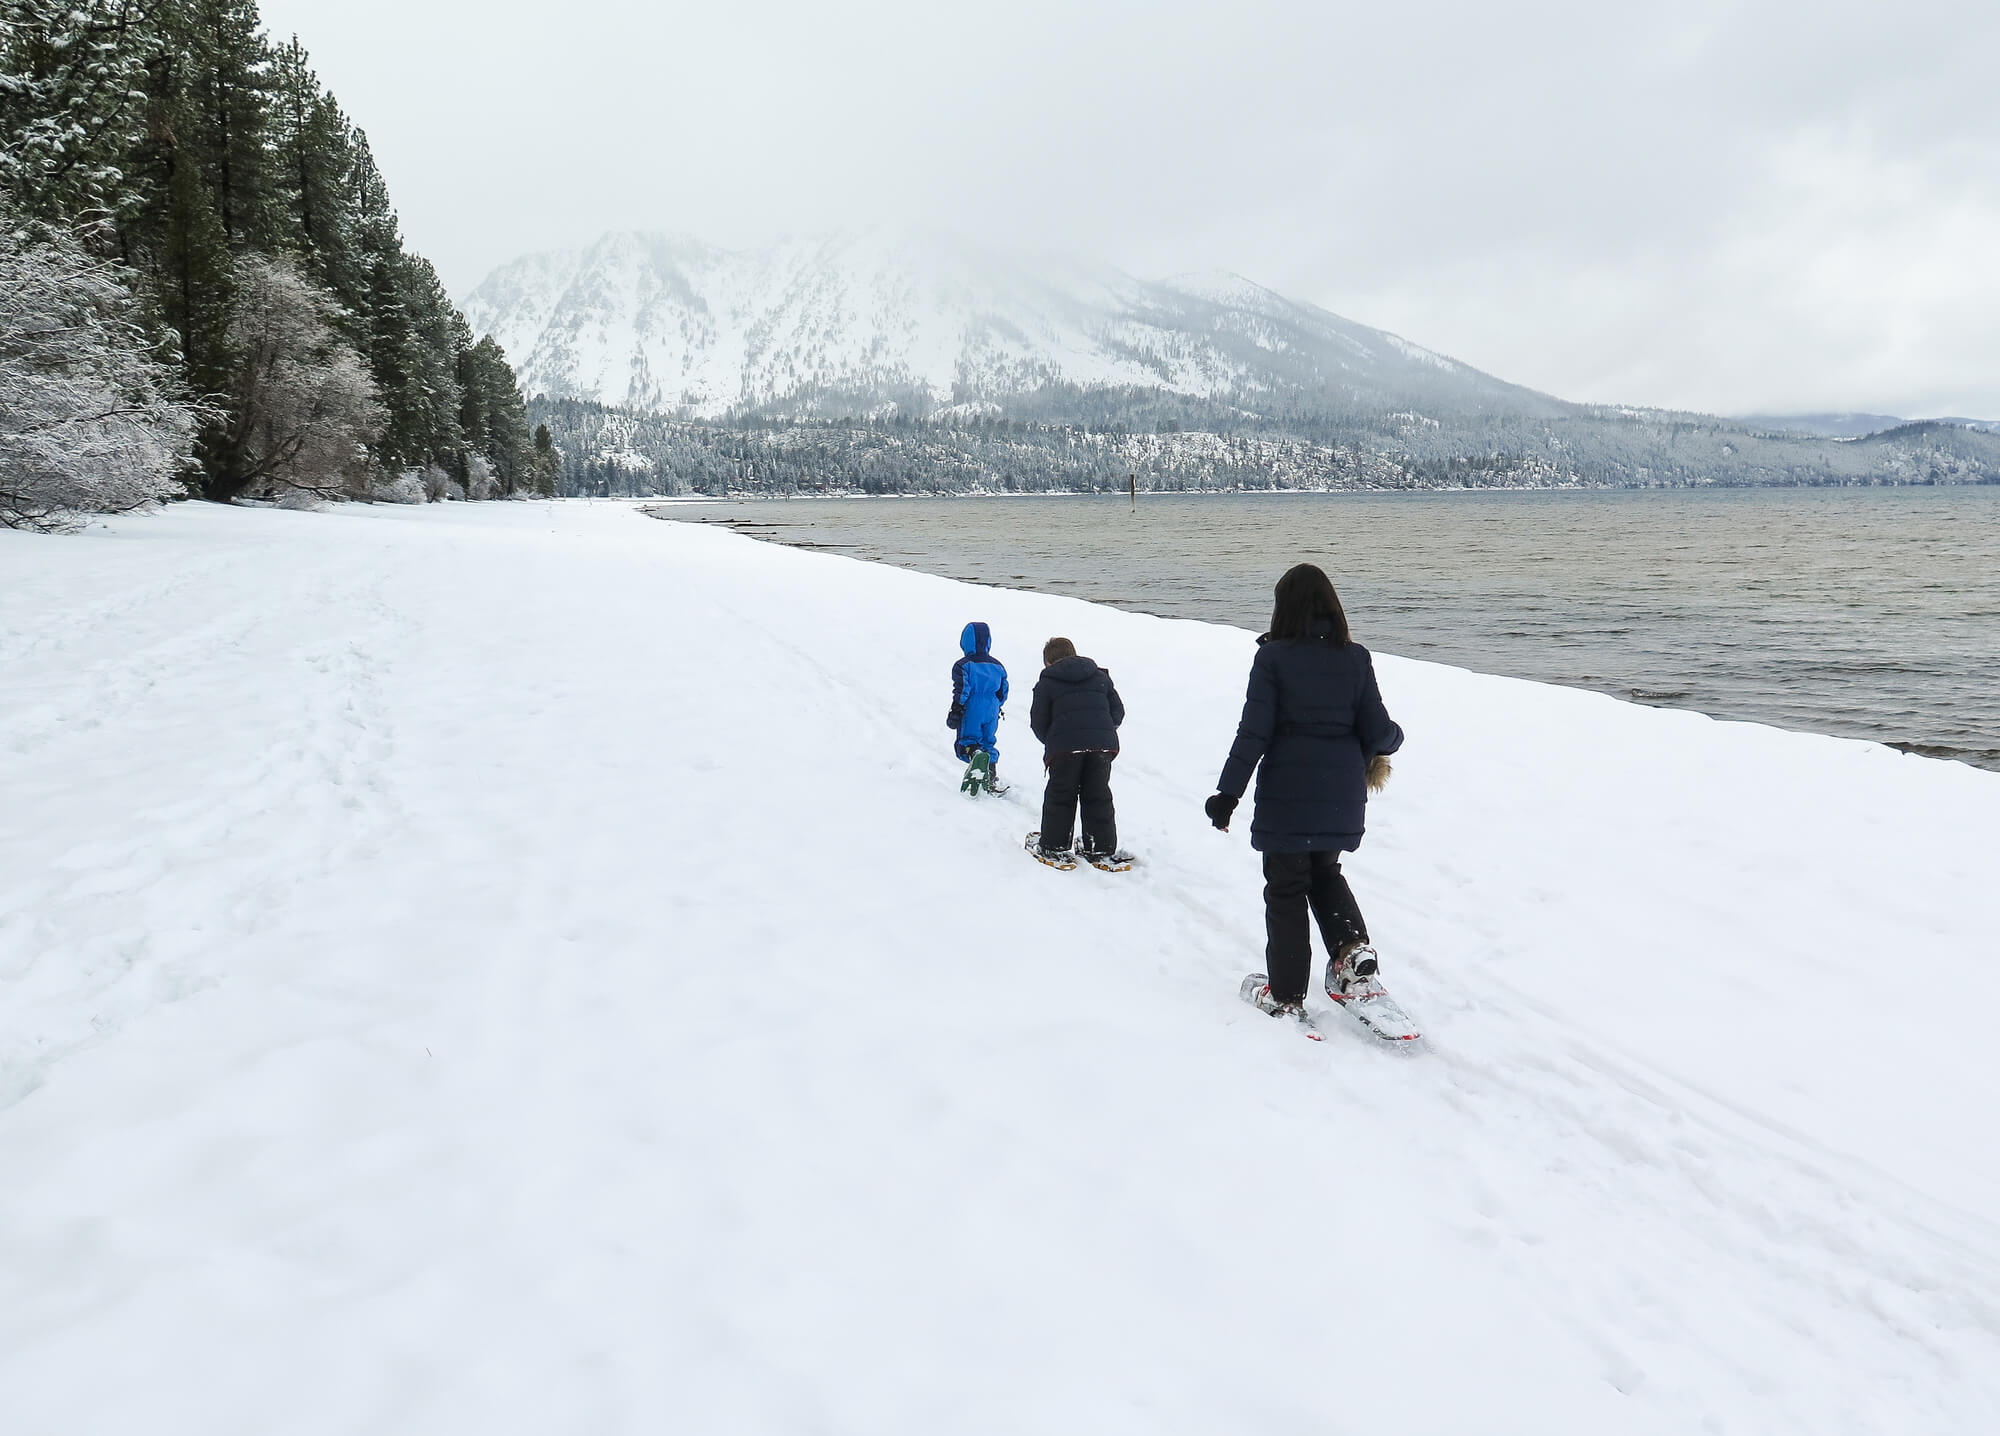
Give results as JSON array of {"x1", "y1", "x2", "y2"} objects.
[
  {"x1": 1263, "y1": 850, "x2": 1368, "y2": 1002},
  {"x1": 1040, "y1": 750, "x2": 1116, "y2": 853}
]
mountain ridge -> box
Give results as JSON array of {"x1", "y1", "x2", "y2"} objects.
[
  {"x1": 459, "y1": 228, "x2": 1563, "y2": 422},
  {"x1": 465, "y1": 228, "x2": 2000, "y2": 491},
  {"x1": 1737, "y1": 412, "x2": 2000, "y2": 438}
]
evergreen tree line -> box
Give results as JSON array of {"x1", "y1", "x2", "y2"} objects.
[
  {"x1": 528, "y1": 397, "x2": 2000, "y2": 500},
  {"x1": 720, "y1": 381, "x2": 2000, "y2": 483},
  {"x1": 1, "y1": 0, "x2": 553, "y2": 529}
]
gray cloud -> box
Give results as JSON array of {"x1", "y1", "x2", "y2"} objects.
[{"x1": 263, "y1": 0, "x2": 2000, "y2": 415}]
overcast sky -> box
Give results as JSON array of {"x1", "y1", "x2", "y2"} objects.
[{"x1": 259, "y1": 0, "x2": 1999, "y2": 418}]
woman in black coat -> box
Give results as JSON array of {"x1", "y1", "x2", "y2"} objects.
[{"x1": 1205, "y1": 564, "x2": 1404, "y2": 1017}]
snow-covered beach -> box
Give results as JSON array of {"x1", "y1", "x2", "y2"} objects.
[{"x1": 4, "y1": 499, "x2": 1998, "y2": 1433}]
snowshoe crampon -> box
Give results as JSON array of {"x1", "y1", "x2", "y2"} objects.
[{"x1": 1024, "y1": 831, "x2": 1078, "y2": 869}]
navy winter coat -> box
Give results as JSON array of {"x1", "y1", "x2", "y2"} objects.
[
  {"x1": 1030, "y1": 655, "x2": 1125, "y2": 754},
  {"x1": 1216, "y1": 621, "x2": 1403, "y2": 853}
]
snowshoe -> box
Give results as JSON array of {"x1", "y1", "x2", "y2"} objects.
[
  {"x1": 1325, "y1": 945, "x2": 1421, "y2": 1042},
  {"x1": 1238, "y1": 974, "x2": 1324, "y2": 1040},
  {"x1": 1024, "y1": 831, "x2": 1078, "y2": 870},
  {"x1": 1080, "y1": 845, "x2": 1137, "y2": 872},
  {"x1": 960, "y1": 750, "x2": 997, "y2": 796}
]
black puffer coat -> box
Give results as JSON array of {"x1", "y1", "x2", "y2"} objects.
[
  {"x1": 1030, "y1": 655, "x2": 1125, "y2": 754},
  {"x1": 1216, "y1": 620, "x2": 1403, "y2": 852}
]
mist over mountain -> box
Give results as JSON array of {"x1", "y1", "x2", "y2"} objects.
[
  {"x1": 463, "y1": 229, "x2": 2000, "y2": 494},
  {"x1": 459, "y1": 229, "x2": 1560, "y2": 422}
]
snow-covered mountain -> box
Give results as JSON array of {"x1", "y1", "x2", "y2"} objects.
[{"x1": 459, "y1": 229, "x2": 1557, "y2": 420}]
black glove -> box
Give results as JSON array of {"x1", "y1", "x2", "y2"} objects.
[
  {"x1": 1204, "y1": 792, "x2": 1238, "y2": 831},
  {"x1": 947, "y1": 702, "x2": 964, "y2": 730}
]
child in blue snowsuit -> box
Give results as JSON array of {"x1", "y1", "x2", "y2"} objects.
[{"x1": 948, "y1": 621, "x2": 1009, "y2": 781}]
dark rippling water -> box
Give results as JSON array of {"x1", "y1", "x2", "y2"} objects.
[{"x1": 659, "y1": 487, "x2": 2000, "y2": 771}]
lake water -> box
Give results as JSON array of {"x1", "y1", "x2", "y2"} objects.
[{"x1": 660, "y1": 487, "x2": 2000, "y2": 771}]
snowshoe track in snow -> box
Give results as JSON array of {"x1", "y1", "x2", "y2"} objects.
[{"x1": 4, "y1": 501, "x2": 1999, "y2": 1435}]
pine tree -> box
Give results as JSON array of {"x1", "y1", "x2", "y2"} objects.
[
  {"x1": 158, "y1": 136, "x2": 232, "y2": 395},
  {"x1": 5, "y1": 0, "x2": 534, "y2": 517},
  {"x1": 529, "y1": 422, "x2": 559, "y2": 497},
  {"x1": 267, "y1": 37, "x2": 357, "y2": 302},
  {"x1": 122, "y1": 33, "x2": 235, "y2": 432},
  {"x1": 181, "y1": 0, "x2": 273, "y2": 250},
  {"x1": 346, "y1": 129, "x2": 468, "y2": 474},
  {"x1": 363, "y1": 248, "x2": 469, "y2": 475},
  {"x1": 458, "y1": 335, "x2": 529, "y2": 493},
  {"x1": 401, "y1": 255, "x2": 471, "y2": 470},
  {"x1": 0, "y1": 0, "x2": 154, "y2": 233}
]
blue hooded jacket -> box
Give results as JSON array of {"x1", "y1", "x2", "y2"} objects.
[{"x1": 950, "y1": 622, "x2": 1009, "y2": 741}]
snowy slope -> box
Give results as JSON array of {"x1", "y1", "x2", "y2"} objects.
[
  {"x1": 4, "y1": 502, "x2": 2000, "y2": 1434},
  {"x1": 459, "y1": 229, "x2": 1554, "y2": 418}
]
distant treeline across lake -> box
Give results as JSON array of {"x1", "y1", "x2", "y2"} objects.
[{"x1": 659, "y1": 486, "x2": 2000, "y2": 772}]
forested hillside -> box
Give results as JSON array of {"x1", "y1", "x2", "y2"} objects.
[
  {"x1": 1, "y1": 0, "x2": 551, "y2": 530},
  {"x1": 533, "y1": 397, "x2": 2000, "y2": 498}
]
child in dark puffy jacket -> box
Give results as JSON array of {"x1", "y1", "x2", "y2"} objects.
[
  {"x1": 1029, "y1": 636, "x2": 1129, "y2": 864},
  {"x1": 948, "y1": 621, "x2": 1009, "y2": 786}
]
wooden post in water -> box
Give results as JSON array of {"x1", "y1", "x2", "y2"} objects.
[{"x1": 1129, "y1": 471, "x2": 1137, "y2": 514}]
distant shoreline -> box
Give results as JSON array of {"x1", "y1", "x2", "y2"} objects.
[{"x1": 634, "y1": 476, "x2": 1997, "y2": 505}]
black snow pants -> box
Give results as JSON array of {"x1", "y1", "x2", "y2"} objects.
[
  {"x1": 1040, "y1": 750, "x2": 1117, "y2": 854},
  {"x1": 1262, "y1": 850, "x2": 1368, "y2": 1003}
]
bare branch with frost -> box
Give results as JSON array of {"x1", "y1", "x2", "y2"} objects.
[
  {"x1": 0, "y1": 198, "x2": 199, "y2": 532},
  {"x1": 219, "y1": 254, "x2": 386, "y2": 502}
]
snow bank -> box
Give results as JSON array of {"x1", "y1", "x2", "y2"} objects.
[{"x1": 3, "y1": 501, "x2": 1998, "y2": 1434}]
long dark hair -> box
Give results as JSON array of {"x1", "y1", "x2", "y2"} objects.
[{"x1": 1267, "y1": 563, "x2": 1351, "y2": 644}]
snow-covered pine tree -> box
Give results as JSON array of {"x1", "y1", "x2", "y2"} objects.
[
  {"x1": 0, "y1": 197, "x2": 200, "y2": 530},
  {"x1": 6, "y1": 0, "x2": 539, "y2": 518},
  {"x1": 396, "y1": 255, "x2": 474, "y2": 475},
  {"x1": 342, "y1": 130, "x2": 467, "y2": 480},
  {"x1": 119, "y1": 6, "x2": 236, "y2": 399},
  {"x1": 0, "y1": 0, "x2": 153, "y2": 232},
  {"x1": 458, "y1": 335, "x2": 532, "y2": 495},
  {"x1": 267, "y1": 37, "x2": 358, "y2": 305},
  {"x1": 179, "y1": 0, "x2": 275, "y2": 250}
]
